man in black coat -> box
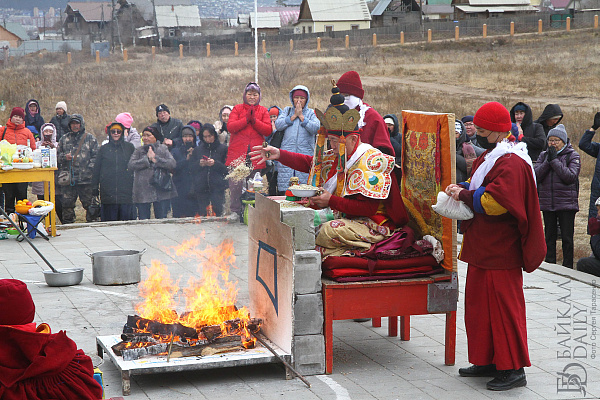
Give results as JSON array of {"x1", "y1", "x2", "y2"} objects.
[
  {"x1": 91, "y1": 122, "x2": 135, "y2": 221},
  {"x1": 150, "y1": 104, "x2": 183, "y2": 149},
  {"x1": 510, "y1": 102, "x2": 546, "y2": 162}
]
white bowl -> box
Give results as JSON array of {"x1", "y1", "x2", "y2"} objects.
[
  {"x1": 290, "y1": 188, "x2": 319, "y2": 197},
  {"x1": 1, "y1": 166, "x2": 13, "y2": 170},
  {"x1": 12, "y1": 163, "x2": 34, "y2": 170}
]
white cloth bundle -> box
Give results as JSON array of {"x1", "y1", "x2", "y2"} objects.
[{"x1": 431, "y1": 192, "x2": 474, "y2": 220}]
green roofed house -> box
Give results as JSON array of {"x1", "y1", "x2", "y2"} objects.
[{"x1": 294, "y1": 0, "x2": 371, "y2": 33}]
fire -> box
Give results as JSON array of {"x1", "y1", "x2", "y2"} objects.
[{"x1": 133, "y1": 236, "x2": 257, "y2": 345}]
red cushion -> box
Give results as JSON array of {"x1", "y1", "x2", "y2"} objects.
[
  {"x1": 322, "y1": 255, "x2": 440, "y2": 279},
  {"x1": 323, "y1": 255, "x2": 438, "y2": 271}
]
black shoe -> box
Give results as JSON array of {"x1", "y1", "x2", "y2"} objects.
[
  {"x1": 458, "y1": 364, "x2": 497, "y2": 377},
  {"x1": 353, "y1": 318, "x2": 370, "y2": 322},
  {"x1": 486, "y1": 368, "x2": 526, "y2": 391}
]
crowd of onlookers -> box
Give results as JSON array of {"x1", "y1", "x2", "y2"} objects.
[
  {"x1": 0, "y1": 82, "x2": 324, "y2": 225},
  {"x1": 2, "y1": 90, "x2": 600, "y2": 278}
]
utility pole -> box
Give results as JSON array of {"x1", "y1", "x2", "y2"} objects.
[
  {"x1": 151, "y1": 0, "x2": 161, "y2": 48},
  {"x1": 254, "y1": 0, "x2": 258, "y2": 83},
  {"x1": 110, "y1": 0, "x2": 115, "y2": 51},
  {"x1": 58, "y1": 8, "x2": 64, "y2": 40},
  {"x1": 130, "y1": 6, "x2": 135, "y2": 47},
  {"x1": 100, "y1": 5, "x2": 104, "y2": 41}
]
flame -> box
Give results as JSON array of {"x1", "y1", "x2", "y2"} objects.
[
  {"x1": 133, "y1": 236, "x2": 257, "y2": 342},
  {"x1": 135, "y1": 260, "x2": 180, "y2": 324}
]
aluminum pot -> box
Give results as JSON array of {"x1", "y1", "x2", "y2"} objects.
[
  {"x1": 43, "y1": 268, "x2": 84, "y2": 287},
  {"x1": 86, "y1": 249, "x2": 146, "y2": 286}
]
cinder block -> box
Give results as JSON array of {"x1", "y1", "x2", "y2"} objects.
[
  {"x1": 294, "y1": 250, "x2": 322, "y2": 295},
  {"x1": 281, "y1": 207, "x2": 315, "y2": 250},
  {"x1": 294, "y1": 293, "x2": 323, "y2": 335},
  {"x1": 292, "y1": 334, "x2": 325, "y2": 375}
]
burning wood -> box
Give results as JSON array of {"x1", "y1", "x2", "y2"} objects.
[
  {"x1": 113, "y1": 314, "x2": 264, "y2": 361},
  {"x1": 125, "y1": 315, "x2": 199, "y2": 339},
  {"x1": 112, "y1": 237, "x2": 263, "y2": 361}
]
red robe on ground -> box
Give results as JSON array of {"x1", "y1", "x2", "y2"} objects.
[
  {"x1": 0, "y1": 324, "x2": 103, "y2": 400},
  {"x1": 278, "y1": 149, "x2": 408, "y2": 228},
  {"x1": 457, "y1": 151, "x2": 546, "y2": 370}
]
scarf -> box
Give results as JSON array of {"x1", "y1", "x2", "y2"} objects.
[
  {"x1": 343, "y1": 95, "x2": 371, "y2": 129},
  {"x1": 469, "y1": 140, "x2": 535, "y2": 192}
]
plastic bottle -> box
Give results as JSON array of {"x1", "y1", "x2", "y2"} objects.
[
  {"x1": 252, "y1": 172, "x2": 263, "y2": 192},
  {"x1": 32, "y1": 149, "x2": 42, "y2": 168}
]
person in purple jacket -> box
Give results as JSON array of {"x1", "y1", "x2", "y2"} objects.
[{"x1": 534, "y1": 124, "x2": 581, "y2": 268}]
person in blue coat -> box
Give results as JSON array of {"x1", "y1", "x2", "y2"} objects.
[{"x1": 274, "y1": 85, "x2": 320, "y2": 194}]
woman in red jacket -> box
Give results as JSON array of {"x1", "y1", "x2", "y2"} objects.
[{"x1": 226, "y1": 82, "x2": 272, "y2": 220}]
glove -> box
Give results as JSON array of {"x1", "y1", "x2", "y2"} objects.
[
  {"x1": 592, "y1": 112, "x2": 600, "y2": 130},
  {"x1": 547, "y1": 146, "x2": 557, "y2": 161},
  {"x1": 92, "y1": 188, "x2": 100, "y2": 197},
  {"x1": 518, "y1": 133, "x2": 524, "y2": 141}
]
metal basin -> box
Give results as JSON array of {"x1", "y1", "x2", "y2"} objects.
[
  {"x1": 87, "y1": 249, "x2": 146, "y2": 286},
  {"x1": 43, "y1": 268, "x2": 84, "y2": 287}
]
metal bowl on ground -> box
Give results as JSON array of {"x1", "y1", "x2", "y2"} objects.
[{"x1": 43, "y1": 268, "x2": 84, "y2": 287}]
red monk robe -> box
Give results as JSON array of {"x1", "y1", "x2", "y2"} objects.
[
  {"x1": 0, "y1": 324, "x2": 103, "y2": 400},
  {"x1": 457, "y1": 151, "x2": 546, "y2": 371},
  {"x1": 0, "y1": 279, "x2": 102, "y2": 400},
  {"x1": 278, "y1": 149, "x2": 407, "y2": 228},
  {"x1": 357, "y1": 106, "x2": 394, "y2": 157}
]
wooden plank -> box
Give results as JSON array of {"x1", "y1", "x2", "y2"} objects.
[{"x1": 248, "y1": 194, "x2": 294, "y2": 355}]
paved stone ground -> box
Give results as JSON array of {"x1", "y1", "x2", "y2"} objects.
[{"x1": 1, "y1": 219, "x2": 598, "y2": 400}]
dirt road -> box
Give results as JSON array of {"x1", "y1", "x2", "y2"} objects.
[{"x1": 362, "y1": 75, "x2": 598, "y2": 111}]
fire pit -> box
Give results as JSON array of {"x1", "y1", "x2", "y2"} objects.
[
  {"x1": 96, "y1": 237, "x2": 293, "y2": 396},
  {"x1": 96, "y1": 332, "x2": 290, "y2": 396}
]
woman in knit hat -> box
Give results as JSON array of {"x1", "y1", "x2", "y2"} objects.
[
  {"x1": 534, "y1": 124, "x2": 580, "y2": 268},
  {"x1": 128, "y1": 126, "x2": 177, "y2": 219},
  {"x1": 0, "y1": 279, "x2": 103, "y2": 399},
  {"x1": 49, "y1": 101, "x2": 70, "y2": 141},
  {"x1": 115, "y1": 112, "x2": 141, "y2": 148},
  {"x1": 226, "y1": 82, "x2": 272, "y2": 221},
  {"x1": 91, "y1": 122, "x2": 136, "y2": 221},
  {"x1": 445, "y1": 101, "x2": 546, "y2": 391}
]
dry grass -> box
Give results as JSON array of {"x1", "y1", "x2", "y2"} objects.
[{"x1": 3, "y1": 30, "x2": 600, "y2": 262}]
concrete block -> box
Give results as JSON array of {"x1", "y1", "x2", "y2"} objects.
[
  {"x1": 294, "y1": 250, "x2": 322, "y2": 295},
  {"x1": 292, "y1": 334, "x2": 325, "y2": 375},
  {"x1": 294, "y1": 293, "x2": 323, "y2": 335},
  {"x1": 281, "y1": 207, "x2": 315, "y2": 250}
]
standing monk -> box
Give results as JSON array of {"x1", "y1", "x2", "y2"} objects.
[
  {"x1": 445, "y1": 102, "x2": 546, "y2": 391},
  {"x1": 336, "y1": 71, "x2": 394, "y2": 156}
]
